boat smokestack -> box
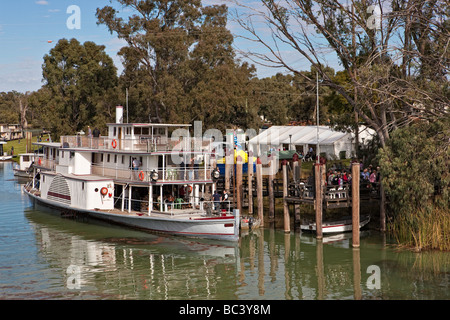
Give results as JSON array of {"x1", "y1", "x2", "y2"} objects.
[{"x1": 116, "y1": 105, "x2": 123, "y2": 124}]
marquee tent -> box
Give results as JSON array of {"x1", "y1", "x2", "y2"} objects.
[{"x1": 248, "y1": 125, "x2": 375, "y2": 160}]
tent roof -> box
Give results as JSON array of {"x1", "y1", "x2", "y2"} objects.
[{"x1": 248, "y1": 126, "x2": 349, "y2": 146}]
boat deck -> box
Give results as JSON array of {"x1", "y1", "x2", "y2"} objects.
[{"x1": 96, "y1": 207, "x2": 211, "y2": 220}]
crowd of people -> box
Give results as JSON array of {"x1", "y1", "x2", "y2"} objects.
[{"x1": 325, "y1": 162, "x2": 381, "y2": 191}]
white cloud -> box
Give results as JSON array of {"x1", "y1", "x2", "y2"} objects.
[
  {"x1": 0, "y1": 58, "x2": 43, "y2": 93},
  {"x1": 36, "y1": 1, "x2": 49, "y2": 5}
]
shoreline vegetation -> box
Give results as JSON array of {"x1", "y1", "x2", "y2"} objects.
[
  {"x1": 1, "y1": 1, "x2": 448, "y2": 251},
  {"x1": 5, "y1": 135, "x2": 449, "y2": 252}
]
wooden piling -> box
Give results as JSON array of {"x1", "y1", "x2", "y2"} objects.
[
  {"x1": 236, "y1": 155, "x2": 243, "y2": 214},
  {"x1": 292, "y1": 159, "x2": 301, "y2": 225},
  {"x1": 351, "y1": 162, "x2": 360, "y2": 247},
  {"x1": 379, "y1": 180, "x2": 386, "y2": 232},
  {"x1": 283, "y1": 161, "x2": 290, "y2": 233},
  {"x1": 256, "y1": 158, "x2": 264, "y2": 227},
  {"x1": 225, "y1": 148, "x2": 232, "y2": 193},
  {"x1": 315, "y1": 163, "x2": 323, "y2": 239},
  {"x1": 248, "y1": 149, "x2": 254, "y2": 215},
  {"x1": 26, "y1": 131, "x2": 32, "y2": 153},
  {"x1": 268, "y1": 156, "x2": 275, "y2": 221}
]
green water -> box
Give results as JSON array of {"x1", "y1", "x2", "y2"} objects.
[{"x1": 0, "y1": 162, "x2": 448, "y2": 300}]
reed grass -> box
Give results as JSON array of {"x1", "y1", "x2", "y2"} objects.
[{"x1": 388, "y1": 205, "x2": 450, "y2": 252}]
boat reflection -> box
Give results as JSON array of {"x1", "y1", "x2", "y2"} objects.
[
  {"x1": 26, "y1": 207, "x2": 239, "y2": 299},
  {"x1": 24, "y1": 206, "x2": 449, "y2": 300}
]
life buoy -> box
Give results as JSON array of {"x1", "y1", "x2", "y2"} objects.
[
  {"x1": 139, "y1": 171, "x2": 145, "y2": 181},
  {"x1": 38, "y1": 158, "x2": 42, "y2": 165},
  {"x1": 188, "y1": 185, "x2": 193, "y2": 193},
  {"x1": 100, "y1": 187, "x2": 108, "y2": 196},
  {"x1": 112, "y1": 139, "x2": 117, "y2": 149}
]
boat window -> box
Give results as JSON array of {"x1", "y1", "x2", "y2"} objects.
[
  {"x1": 142, "y1": 127, "x2": 149, "y2": 135},
  {"x1": 70, "y1": 151, "x2": 74, "y2": 158},
  {"x1": 114, "y1": 154, "x2": 117, "y2": 163},
  {"x1": 113, "y1": 127, "x2": 117, "y2": 137},
  {"x1": 82, "y1": 182, "x2": 85, "y2": 190},
  {"x1": 23, "y1": 155, "x2": 30, "y2": 162},
  {"x1": 107, "y1": 154, "x2": 110, "y2": 162}
]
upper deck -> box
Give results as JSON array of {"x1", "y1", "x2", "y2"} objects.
[{"x1": 59, "y1": 123, "x2": 213, "y2": 154}]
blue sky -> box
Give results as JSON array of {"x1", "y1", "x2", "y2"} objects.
[
  {"x1": 0, "y1": 0, "x2": 125, "y2": 93},
  {"x1": 0, "y1": 0, "x2": 336, "y2": 93}
]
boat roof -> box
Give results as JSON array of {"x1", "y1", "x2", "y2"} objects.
[
  {"x1": 41, "y1": 171, "x2": 114, "y2": 182},
  {"x1": 33, "y1": 142, "x2": 61, "y2": 148},
  {"x1": 106, "y1": 123, "x2": 191, "y2": 127}
]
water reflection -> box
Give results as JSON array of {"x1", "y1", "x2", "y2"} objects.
[
  {"x1": 24, "y1": 206, "x2": 449, "y2": 300},
  {"x1": 0, "y1": 151, "x2": 442, "y2": 300}
]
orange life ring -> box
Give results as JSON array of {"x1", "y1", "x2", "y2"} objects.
[
  {"x1": 112, "y1": 139, "x2": 117, "y2": 149},
  {"x1": 38, "y1": 158, "x2": 42, "y2": 165},
  {"x1": 139, "y1": 171, "x2": 145, "y2": 181},
  {"x1": 188, "y1": 185, "x2": 193, "y2": 193},
  {"x1": 100, "y1": 187, "x2": 108, "y2": 196}
]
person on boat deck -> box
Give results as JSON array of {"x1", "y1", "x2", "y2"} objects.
[
  {"x1": 132, "y1": 158, "x2": 140, "y2": 170},
  {"x1": 213, "y1": 190, "x2": 221, "y2": 211},
  {"x1": 165, "y1": 194, "x2": 175, "y2": 209},
  {"x1": 221, "y1": 190, "x2": 229, "y2": 210},
  {"x1": 93, "y1": 127, "x2": 100, "y2": 138}
]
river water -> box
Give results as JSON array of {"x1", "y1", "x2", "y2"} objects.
[{"x1": 0, "y1": 162, "x2": 448, "y2": 301}]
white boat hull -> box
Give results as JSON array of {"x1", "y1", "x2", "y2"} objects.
[
  {"x1": 300, "y1": 215, "x2": 370, "y2": 234},
  {"x1": 24, "y1": 187, "x2": 239, "y2": 242},
  {"x1": 0, "y1": 155, "x2": 12, "y2": 161}
]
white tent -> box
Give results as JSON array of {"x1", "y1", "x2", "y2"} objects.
[{"x1": 248, "y1": 125, "x2": 375, "y2": 159}]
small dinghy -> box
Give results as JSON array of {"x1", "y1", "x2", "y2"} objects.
[{"x1": 300, "y1": 215, "x2": 370, "y2": 234}]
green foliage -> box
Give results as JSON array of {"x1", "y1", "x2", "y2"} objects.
[
  {"x1": 39, "y1": 38, "x2": 118, "y2": 137},
  {"x1": 97, "y1": 0, "x2": 257, "y2": 129},
  {"x1": 379, "y1": 119, "x2": 450, "y2": 250},
  {"x1": 0, "y1": 91, "x2": 20, "y2": 124}
]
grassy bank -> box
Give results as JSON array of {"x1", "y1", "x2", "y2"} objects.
[{"x1": 4, "y1": 137, "x2": 39, "y2": 163}]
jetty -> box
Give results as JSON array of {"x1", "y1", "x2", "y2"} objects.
[{"x1": 216, "y1": 155, "x2": 385, "y2": 247}]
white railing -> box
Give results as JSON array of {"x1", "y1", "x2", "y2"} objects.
[
  {"x1": 60, "y1": 136, "x2": 213, "y2": 153},
  {"x1": 91, "y1": 164, "x2": 216, "y2": 183}
]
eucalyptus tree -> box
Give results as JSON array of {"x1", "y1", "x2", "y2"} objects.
[
  {"x1": 96, "y1": 0, "x2": 258, "y2": 130},
  {"x1": 232, "y1": 0, "x2": 449, "y2": 147},
  {"x1": 41, "y1": 38, "x2": 118, "y2": 137}
]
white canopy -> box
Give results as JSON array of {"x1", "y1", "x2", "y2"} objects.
[{"x1": 248, "y1": 125, "x2": 376, "y2": 159}]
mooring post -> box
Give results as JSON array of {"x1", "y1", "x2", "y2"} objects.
[
  {"x1": 283, "y1": 160, "x2": 290, "y2": 233},
  {"x1": 268, "y1": 156, "x2": 275, "y2": 221},
  {"x1": 292, "y1": 158, "x2": 301, "y2": 225},
  {"x1": 225, "y1": 148, "x2": 232, "y2": 193},
  {"x1": 256, "y1": 158, "x2": 264, "y2": 227},
  {"x1": 380, "y1": 180, "x2": 386, "y2": 232},
  {"x1": 236, "y1": 155, "x2": 243, "y2": 214},
  {"x1": 315, "y1": 163, "x2": 323, "y2": 239},
  {"x1": 352, "y1": 162, "x2": 360, "y2": 247},
  {"x1": 248, "y1": 149, "x2": 254, "y2": 215}
]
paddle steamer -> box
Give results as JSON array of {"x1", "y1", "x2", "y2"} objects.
[{"x1": 24, "y1": 106, "x2": 239, "y2": 241}]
